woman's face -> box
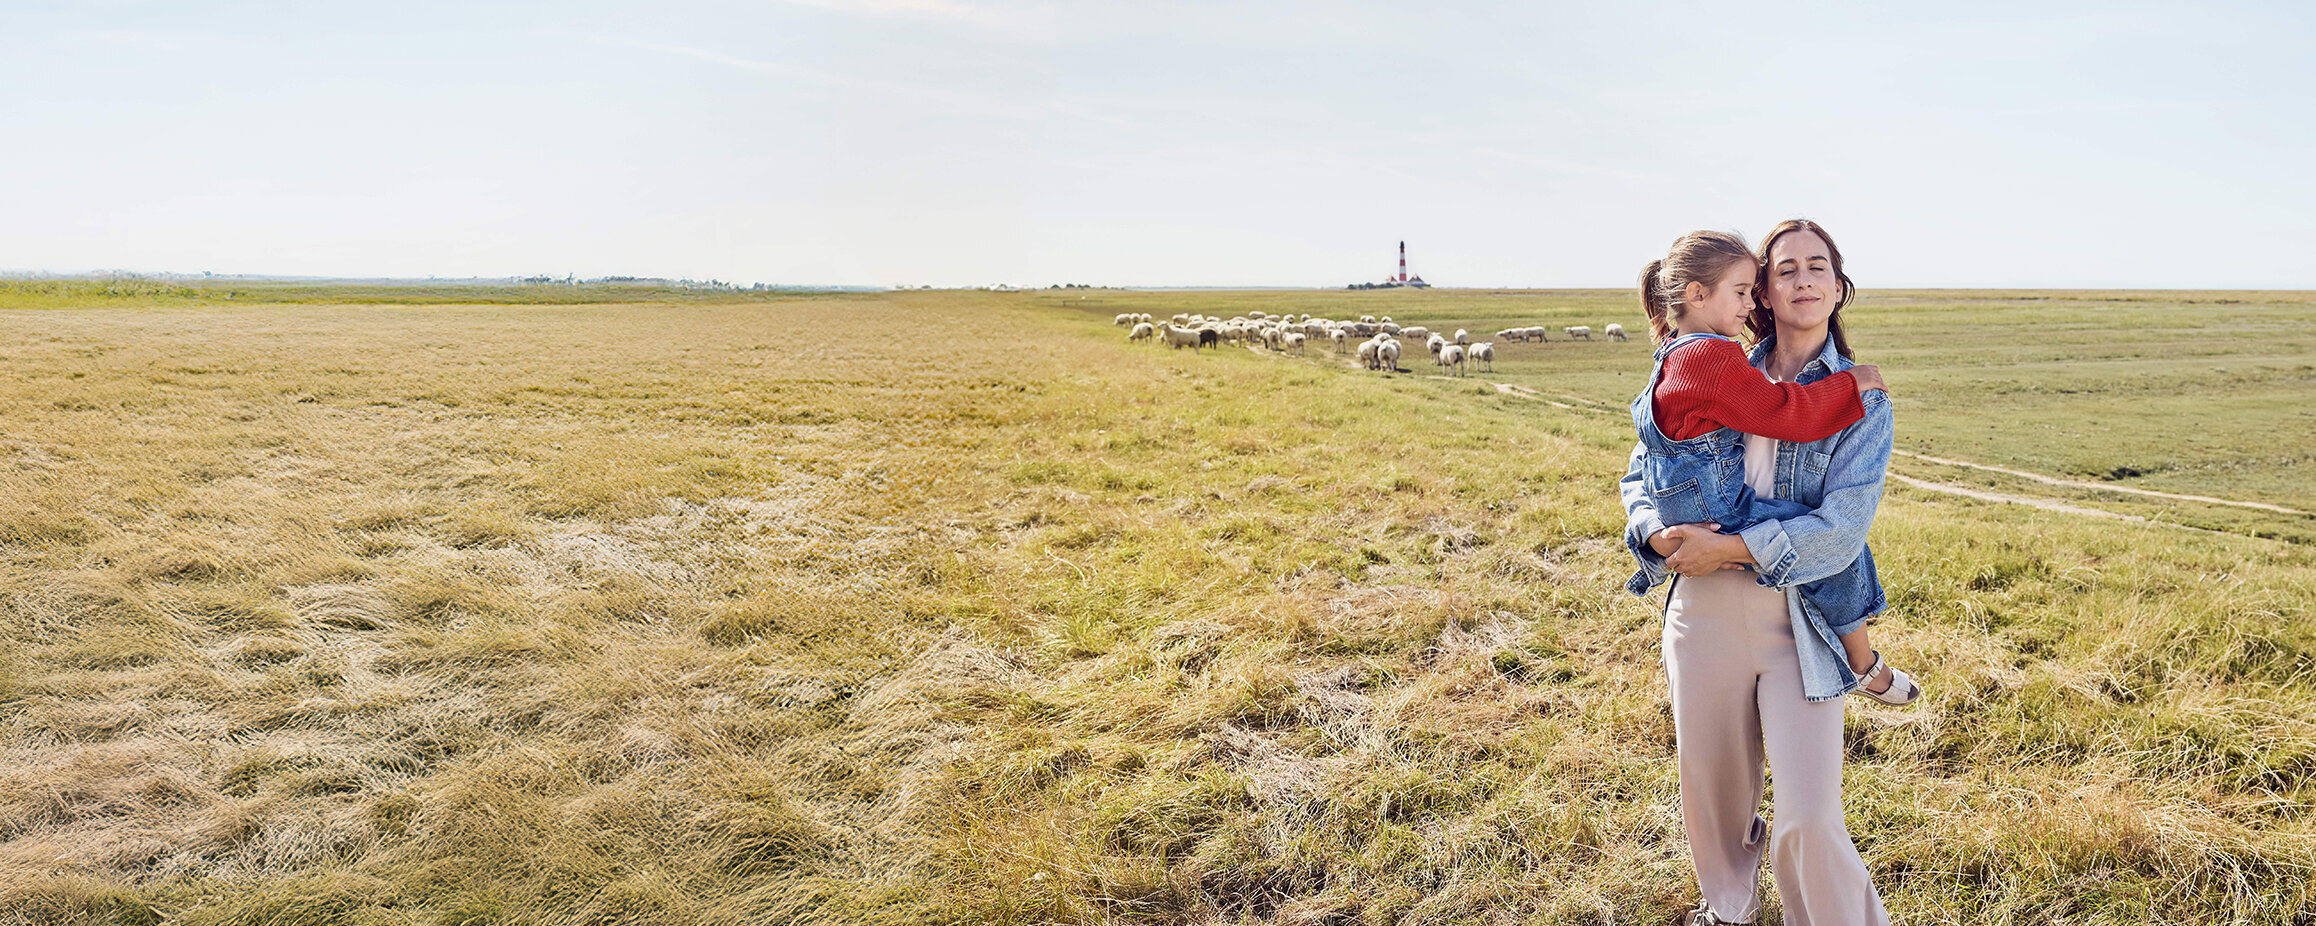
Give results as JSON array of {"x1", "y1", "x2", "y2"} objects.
[{"x1": 1762, "y1": 230, "x2": 1843, "y2": 331}]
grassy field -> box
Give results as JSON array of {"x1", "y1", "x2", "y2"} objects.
[{"x1": 2, "y1": 283, "x2": 2314, "y2": 925}]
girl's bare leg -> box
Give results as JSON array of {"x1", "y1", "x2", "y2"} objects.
[{"x1": 1839, "y1": 629, "x2": 1891, "y2": 694}]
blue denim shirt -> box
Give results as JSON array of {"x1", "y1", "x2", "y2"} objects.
[{"x1": 1620, "y1": 334, "x2": 1893, "y2": 701}]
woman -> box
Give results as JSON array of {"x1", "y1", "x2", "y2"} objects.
[{"x1": 1618, "y1": 219, "x2": 1893, "y2": 925}]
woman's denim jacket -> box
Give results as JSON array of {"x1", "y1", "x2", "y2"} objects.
[{"x1": 1620, "y1": 334, "x2": 1892, "y2": 701}]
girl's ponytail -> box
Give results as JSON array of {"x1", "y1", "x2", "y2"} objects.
[{"x1": 1638, "y1": 259, "x2": 1673, "y2": 344}]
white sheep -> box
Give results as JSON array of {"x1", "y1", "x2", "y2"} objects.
[
  {"x1": 1360, "y1": 315, "x2": 1376, "y2": 324},
  {"x1": 1114, "y1": 313, "x2": 1134, "y2": 326},
  {"x1": 1377, "y1": 337, "x2": 1401, "y2": 371},
  {"x1": 1162, "y1": 324, "x2": 1203, "y2": 350},
  {"x1": 1470, "y1": 342, "x2": 1495, "y2": 372},
  {"x1": 1454, "y1": 328, "x2": 1469, "y2": 345},
  {"x1": 1427, "y1": 333, "x2": 1448, "y2": 358},
  {"x1": 1495, "y1": 328, "x2": 1520, "y2": 342},
  {"x1": 1565, "y1": 325, "x2": 1592, "y2": 341},
  {"x1": 1331, "y1": 328, "x2": 1349, "y2": 352},
  {"x1": 1283, "y1": 332, "x2": 1307, "y2": 355},
  {"x1": 1438, "y1": 343, "x2": 1466, "y2": 376},
  {"x1": 1523, "y1": 326, "x2": 1548, "y2": 342},
  {"x1": 1399, "y1": 326, "x2": 1430, "y2": 343},
  {"x1": 1605, "y1": 323, "x2": 1628, "y2": 341},
  {"x1": 1358, "y1": 337, "x2": 1382, "y2": 370},
  {"x1": 1129, "y1": 322, "x2": 1154, "y2": 342}
]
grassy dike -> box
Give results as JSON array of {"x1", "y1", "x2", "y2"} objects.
[{"x1": 2, "y1": 288, "x2": 2313, "y2": 924}]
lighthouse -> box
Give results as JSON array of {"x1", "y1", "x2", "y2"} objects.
[{"x1": 1387, "y1": 241, "x2": 1430, "y2": 288}]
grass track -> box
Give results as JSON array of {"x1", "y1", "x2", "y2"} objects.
[{"x1": 2, "y1": 285, "x2": 2314, "y2": 924}]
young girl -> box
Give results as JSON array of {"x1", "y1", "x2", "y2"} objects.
[{"x1": 1626, "y1": 230, "x2": 1918, "y2": 705}]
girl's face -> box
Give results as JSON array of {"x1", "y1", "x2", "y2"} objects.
[
  {"x1": 1685, "y1": 259, "x2": 1757, "y2": 337},
  {"x1": 1762, "y1": 230, "x2": 1843, "y2": 330}
]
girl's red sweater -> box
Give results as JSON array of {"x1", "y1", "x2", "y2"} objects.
[{"x1": 1652, "y1": 337, "x2": 1864, "y2": 442}]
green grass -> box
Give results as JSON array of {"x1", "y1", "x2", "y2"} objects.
[{"x1": 0, "y1": 285, "x2": 2312, "y2": 924}]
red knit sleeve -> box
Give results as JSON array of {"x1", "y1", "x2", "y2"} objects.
[{"x1": 1651, "y1": 339, "x2": 1864, "y2": 442}]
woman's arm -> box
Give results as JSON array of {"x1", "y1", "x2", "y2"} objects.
[
  {"x1": 1662, "y1": 525, "x2": 1754, "y2": 576},
  {"x1": 1733, "y1": 391, "x2": 1894, "y2": 588}
]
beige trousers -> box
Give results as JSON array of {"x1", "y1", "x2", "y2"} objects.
[{"x1": 1663, "y1": 569, "x2": 1889, "y2": 926}]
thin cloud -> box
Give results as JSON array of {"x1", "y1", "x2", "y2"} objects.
[
  {"x1": 630, "y1": 41, "x2": 837, "y2": 84},
  {"x1": 1470, "y1": 146, "x2": 1667, "y2": 185},
  {"x1": 627, "y1": 40, "x2": 1044, "y2": 122},
  {"x1": 772, "y1": 0, "x2": 995, "y2": 19},
  {"x1": 763, "y1": 0, "x2": 1062, "y2": 40}
]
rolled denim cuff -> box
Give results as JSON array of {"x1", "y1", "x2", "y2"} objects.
[
  {"x1": 1738, "y1": 519, "x2": 1796, "y2": 587},
  {"x1": 1826, "y1": 611, "x2": 1871, "y2": 637},
  {"x1": 1626, "y1": 563, "x2": 1665, "y2": 596}
]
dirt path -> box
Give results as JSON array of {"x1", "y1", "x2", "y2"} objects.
[
  {"x1": 1890, "y1": 449, "x2": 2311, "y2": 516},
  {"x1": 1250, "y1": 345, "x2": 2288, "y2": 530},
  {"x1": 1884, "y1": 473, "x2": 2153, "y2": 522}
]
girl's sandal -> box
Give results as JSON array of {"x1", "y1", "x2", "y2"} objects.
[{"x1": 1858, "y1": 650, "x2": 1920, "y2": 706}]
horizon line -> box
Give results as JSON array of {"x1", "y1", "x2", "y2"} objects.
[{"x1": 4, "y1": 273, "x2": 2312, "y2": 294}]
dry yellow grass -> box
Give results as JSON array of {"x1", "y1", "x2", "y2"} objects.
[{"x1": 2, "y1": 286, "x2": 2312, "y2": 925}]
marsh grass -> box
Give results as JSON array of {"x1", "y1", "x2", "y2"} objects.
[{"x1": 1, "y1": 287, "x2": 2312, "y2": 924}]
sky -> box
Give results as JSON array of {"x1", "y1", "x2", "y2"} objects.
[{"x1": 2, "y1": 0, "x2": 2311, "y2": 289}]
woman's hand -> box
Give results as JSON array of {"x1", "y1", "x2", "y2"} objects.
[
  {"x1": 1648, "y1": 523, "x2": 1712, "y2": 558},
  {"x1": 1659, "y1": 524, "x2": 1756, "y2": 577}
]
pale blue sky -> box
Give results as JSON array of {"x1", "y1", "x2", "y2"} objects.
[{"x1": 3, "y1": 1, "x2": 2310, "y2": 288}]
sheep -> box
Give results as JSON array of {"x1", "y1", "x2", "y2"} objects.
[
  {"x1": 1283, "y1": 331, "x2": 1306, "y2": 355},
  {"x1": 1454, "y1": 328, "x2": 1470, "y2": 345},
  {"x1": 1381, "y1": 322, "x2": 1402, "y2": 335},
  {"x1": 1379, "y1": 316, "x2": 1393, "y2": 324},
  {"x1": 1427, "y1": 333, "x2": 1448, "y2": 358},
  {"x1": 1438, "y1": 343, "x2": 1466, "y2": 376},
  {"x1": 1331, "y1": 328, "x2": 1349, "y2": 352},
  {"x1": 1377, "y1": 337, "x2": 1402, "y2": 371},
  {"x1": 1399, "y1": 326, "x2": 1430, "y2": 343},
  {"x1": 1360, "y1": 315, "x2": 1376, "y2": 324},
  {"x1": 1565, "y1": 325, "x2": 1592, "y2": 340},
  {"x1": 1199, "y1": 328, "x2": 1220, "y2": 349},
  {"x1": 1605, "y1": 323, "x2": 1628, "y2": 341},
  {"x1": 1470, "y1": 342, "x2": 1495, "y2": 372},
  {"x1": 1129, "y1": 322, "x2": 1154, "y2": 342},
  {"x1": 1162, "y1": 324, "x2": 1203, "y2": 350},
  {"x1": 1114, "y1": 313, "x2": 1134, "y2": 326},
  {"x1": 1496, "y1": 328, "x2": 1520, "y2": 342}
]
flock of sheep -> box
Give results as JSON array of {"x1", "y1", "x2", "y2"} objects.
[{"x1": 1118, "y1": 311, "x2": 1626, "y2": 377}]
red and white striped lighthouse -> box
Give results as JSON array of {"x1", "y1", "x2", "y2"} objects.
[{"x1": 1398, "y1": 240, "x2": 1408, "y2": 283}]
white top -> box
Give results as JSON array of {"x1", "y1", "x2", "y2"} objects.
[{"x1": 1743, "y1": 371, "x2": 1782, "y2": 497}]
